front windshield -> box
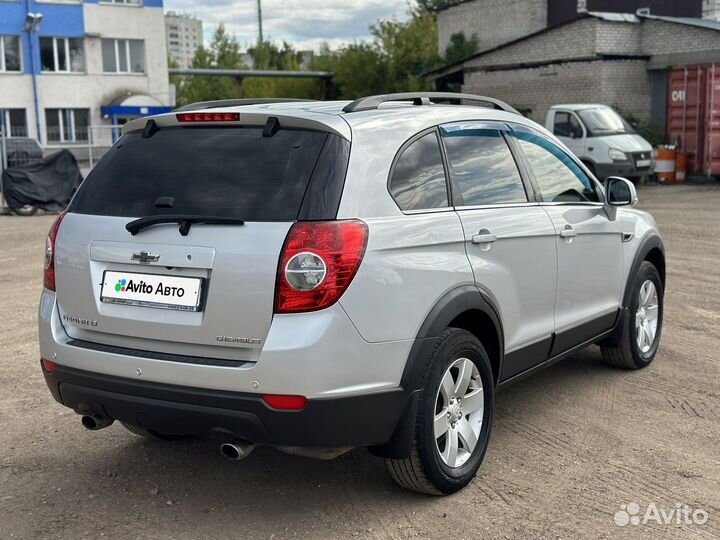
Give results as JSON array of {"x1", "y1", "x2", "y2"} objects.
[{"x1": 578, "y1": 108, "x2": 635, "y2": 136}]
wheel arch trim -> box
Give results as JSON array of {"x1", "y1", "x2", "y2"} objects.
[
  {"x1": 399, "y1": 285, "x2": 505, "y2": 391},
  {"x1": 624, "y1": 233, "x2": 665, "y2": 306},
  {"x1": 370, "y1": 285, "x2": 503, "y2": 459}
]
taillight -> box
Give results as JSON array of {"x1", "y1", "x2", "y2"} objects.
[
  {"x1": 43, "y1": 212, "x2": 67, "y2": 291},
  {"x1": 275, "y1": 220, "x2": 368, "y2": 314},
  {"x1": 176, "y1": 112, "x2": 240, "y2": 123}
]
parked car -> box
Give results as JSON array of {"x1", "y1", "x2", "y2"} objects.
[
  {"x1": 545, "y1": 104, "x2": 654, "y2": 181},
  {"x1": 38, "y1": 93, "x2": 665, "y2": 495}
]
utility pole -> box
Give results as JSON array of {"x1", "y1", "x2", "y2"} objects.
[{"x1": 257, "y1": 0, "x2": 263, "y2": 43}]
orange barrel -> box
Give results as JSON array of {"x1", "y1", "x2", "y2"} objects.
[
  {"x1": 655, "y1": 146, "x2": 676, "y2": 183},
  {"x1": 675, "y1": 152, "x2": 687, "y2": 182}
]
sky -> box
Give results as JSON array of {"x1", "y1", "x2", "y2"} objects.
[{"x1": 164, "y1": 0, "x2": 412, "y2": 52}]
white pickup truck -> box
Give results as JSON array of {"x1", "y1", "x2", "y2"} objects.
[{"x1": 545, "y1": 104, "x2": 654, "y2": 181}]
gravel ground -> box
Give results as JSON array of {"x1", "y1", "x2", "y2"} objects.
[{"x1": 1, "y1": 182, "x2": 719, "y2": 539}]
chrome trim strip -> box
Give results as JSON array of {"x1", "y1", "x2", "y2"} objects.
[
  {"x1": 454, "y1": 202, "x2": 539, "y2": 211},
  {"x1": 539, "y1": 202, "x2": 605, "y2": 207},
  {"x1": 402, "y1": 207, "x2": 455, "y2": 215}
]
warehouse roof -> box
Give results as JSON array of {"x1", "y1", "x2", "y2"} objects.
[
  {"x1": 424, "y1": 11, "x2": 720, "y2": 82},
  {"x1": 636, "y1": 12, "x2": 720, "y2": 32}
]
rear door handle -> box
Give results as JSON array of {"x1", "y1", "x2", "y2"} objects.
[
  {"x1": 559, "y1": 225, "x2": 577, "y2": 238},
  {"x1": 472, "y1": 229, "x2": 497, "y2": 244}
]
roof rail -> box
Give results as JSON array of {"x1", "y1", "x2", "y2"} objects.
[
  {"x1": 342, "y1": 92, "x2": 519, "y2": 114},
  {"x1": 175, "y1": 98, "x2": 315, "y2": 112}
]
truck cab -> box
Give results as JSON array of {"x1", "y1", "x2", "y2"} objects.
[{"x1": 545, "y1": 104, "x2": 654, "y2": 181}]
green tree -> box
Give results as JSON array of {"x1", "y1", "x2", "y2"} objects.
[
  {"x1": 370, "y1": 10, "x2": 440, "y2": 92},
  {"x1": 414, "y1": 0, "x2": 463, "y2": 15},
  {"x1": 243, "y1": 40, "x2": 322, "y2": 99},
  {"x1": 312, "y1": 42, "x2": 392, "y2": 99},
  {"x1": 444, "y1": 32, "x2": 479, "y2": 64},
  {"x1": 174, "y1": 1, "x2": 448, "y2": 103},
  {"x1": 175, "y1": 24, "x2": 244, "y2": 106}
]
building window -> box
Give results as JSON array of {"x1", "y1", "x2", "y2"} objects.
[
  {"x1": 0, "y1": 35, "x2": 21, "y2": 72},
  {"x1": 45, "y1": 109, "x2": 89, "y2": 143},
  {"x1": 40, "y1": 37, "x2": 85, "y2": 73},
  {"x1": 101, "y1": 39, "x2": 145, "y2": 73},
  {"x1": 0, "y1": 109, "x2": 27, "y2": 137}
]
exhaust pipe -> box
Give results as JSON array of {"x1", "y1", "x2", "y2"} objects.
[
  {"x1": 220, "y1": 441, "x2": 256, "y2": 461},
  {"x1": 81, "y1": 415, "x2": 114, "y2": 431}
]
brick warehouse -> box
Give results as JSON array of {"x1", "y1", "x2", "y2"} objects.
[{"x1": 426, "y1": 9, "x2": 720, "y2": 132}]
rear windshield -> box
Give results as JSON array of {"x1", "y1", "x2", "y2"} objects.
[{"x1": 69, "y1": 126, "x2": 329, "y2": 220}]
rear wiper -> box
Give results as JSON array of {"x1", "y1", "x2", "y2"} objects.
[{"x1": 126, "y1": 215, "x2": 246, "y2": 236}]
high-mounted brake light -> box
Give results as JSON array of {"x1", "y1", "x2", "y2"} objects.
[
  {"x1": 43, "y1": 212, "x2": 67, "y2": 291},
  {"x1": 176, "y1": 112, "x2": 240, "y2": 123},
  {"x1": 275, "y1": 220, "x2": 368, "y2": 314}
]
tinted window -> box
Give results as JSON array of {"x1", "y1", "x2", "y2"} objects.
[
  {"x1": 390, "y1": 132, "x2": 448, "y2": 211},
  {"x1": 70, "y1": 127, "x2": 330, "y2": 220},
  {"x1": 441, "y1": 127, "x2": 527, "y2": 206},
  {"x1": 514, "y1": 130, "x2": 600, "y2": 203}
]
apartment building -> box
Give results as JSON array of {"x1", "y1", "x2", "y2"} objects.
[
  {"x1": 0, "y1": 0, "x2": 172, "y2": 147},
  {"x1": 165, "y1": 11, "x2": 202, "y2": 69}
]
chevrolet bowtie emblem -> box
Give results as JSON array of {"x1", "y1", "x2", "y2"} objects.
[{"x1": 131, "y1": 251, "x2": 160, "y2": 264}]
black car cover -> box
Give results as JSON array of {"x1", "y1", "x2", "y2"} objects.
[{"x1": 1, "y1": 150, "x2": 83, "y2": 211}]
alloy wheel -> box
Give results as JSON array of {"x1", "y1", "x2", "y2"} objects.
[{"x1": 433, "y1": 357, "x2": 484, "y2": 468}]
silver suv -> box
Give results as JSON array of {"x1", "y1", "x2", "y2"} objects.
[{"x1": 39, "y1": 93, "x2": 665, "y2": 495}]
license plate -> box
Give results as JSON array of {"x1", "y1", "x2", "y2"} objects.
[
  {"x1": 636, "y1": 159, "x2": 651, "y2": 168},
  {"x1": 101, "y1": 270, "x2": 203, "y2": 312}
]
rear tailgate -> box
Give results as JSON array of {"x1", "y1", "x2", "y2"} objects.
[{"x1": 54, "y1": 120, "x2": 349, "y2": 362}]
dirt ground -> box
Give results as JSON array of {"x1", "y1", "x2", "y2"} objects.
[{"x1": 1, "y1": 182, "x2": 718, "y2": 540}]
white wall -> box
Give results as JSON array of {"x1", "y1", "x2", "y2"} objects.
[{"x1": 8, "y1": 4, "x2": 172, "y2": 144}]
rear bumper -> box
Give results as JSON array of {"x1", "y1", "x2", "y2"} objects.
[
  {"x1": 43, "y1": 363, "x2": 410, "y2": 447},
  {"x1": 39, "y1": 290, "x2": 413, "y2": 399}
]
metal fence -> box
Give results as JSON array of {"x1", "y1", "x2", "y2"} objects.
[
  {"x1": 0, "y1": 127, "x2": 42, "y2": 172},
  {"x1": 44, "y1": 125, "x2": 122, "y2": 172}
]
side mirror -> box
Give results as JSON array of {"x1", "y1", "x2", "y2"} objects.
[
  {"x1": 605, "y1": 176, "x2": 638, "y2": 206},
  {"x1": 570, "y1": 126, "x2": 583, "y2": 139}
]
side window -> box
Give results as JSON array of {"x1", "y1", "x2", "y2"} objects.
[
  {"x1": 554, "y1": 112, "x2": 583, "y2": 139},
  {"x1": 440, "y1": 127, "x2": 527, "y2": 206},
  {"x1": 389, "y1": 132, "x2": 449, "y2": 211},
  {"x1": 514, "y1": 130, "x2": 600, "y2": 203},
  {"x1": 553, "y1": 112, "x2": 571, "y2": 137}
]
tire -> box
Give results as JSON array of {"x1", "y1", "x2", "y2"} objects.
[
  {"x1": 385, "y1": 328, "x2": 495, "y2": 495},
  {"x1": 121, "y1": 421, "x2": 184, "y2": 441},
  {"x1": 9, "y1": 204, "x2": 38, "y2": 217},
  {"x1": 601, "y1": 260, "x2": 663, "y2": 369}
]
